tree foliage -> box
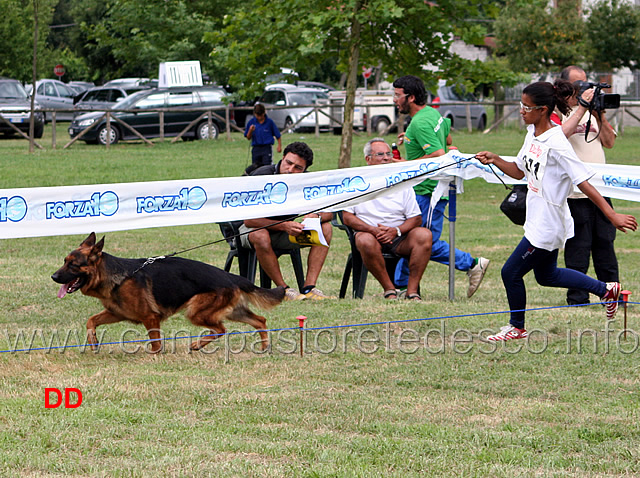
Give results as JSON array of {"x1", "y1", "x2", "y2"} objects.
[
  {"x1": 585, "y1": 0, "x2": 640, "y2": 71},
  {"x1": 74, "y1": 0, "x2": 222, "y2": 83},
  {"x1": 493, "y1": 0, "x2": 640, "y2": 74},
  {"x1": 440, "y1": 56, "x2": 528, "y2": 96},
  {"x1": 0, "y1": 0, "x2": 57, "y2": 82},
  {"x1": 206, "y1": 0, "x2": 459, "y2": 99},
  {"x1": 494, "y1": 0, "x2": 585, "y2": 73},
  {"x1": 207, "y1": 0, "x2": 503, "y2": 166},
  {"x1": 2, "y1": 0, "x2": 639, "y2": 87}
]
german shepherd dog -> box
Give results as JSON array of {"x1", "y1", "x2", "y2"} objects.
[{"x1": 51, "y1": 233, "x2": 285, "y2": 353}]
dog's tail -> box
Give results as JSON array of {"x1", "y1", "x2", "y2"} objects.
[{"x1": 246, "y1": 285, "x2": 286, "y2": 309}]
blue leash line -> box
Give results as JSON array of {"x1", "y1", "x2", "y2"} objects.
[{"x1": 1, "y1": 300, "x2": 636, "y2": 354}]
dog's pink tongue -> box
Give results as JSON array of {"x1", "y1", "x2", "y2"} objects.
[{"x1": 57, "y1": 284, "x2": 68, "y2": 299}]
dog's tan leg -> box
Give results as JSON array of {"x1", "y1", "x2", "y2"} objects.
[
  {"x1": 228, "y1": 307, "x2": 269, "y2": 351},
  {"x1": 190, "y1": 323, "x2": 226, "y2": 350},
  {"x1": 142, "y1": 319, "x2": 164, "y2": 354},
  {"x1": 86, "y1": 310, "x2": 123, "y2": 351}
]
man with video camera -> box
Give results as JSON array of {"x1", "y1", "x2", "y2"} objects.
[{"x1": 559, "y1": 65, "x2": 620, "y2": 305}]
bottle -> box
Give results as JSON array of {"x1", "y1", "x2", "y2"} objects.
[{"x1": 391, "y1": 143, "x2": 401, "y2": 160}]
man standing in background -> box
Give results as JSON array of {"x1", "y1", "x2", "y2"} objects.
[
  {"x1": 560, "y1": 65, "x2": 619, "y2": 305},
  {"x1": 244, "y1": 103, "x2": 282, "y2": 175},
  {"x1": 392, "y1": 75, "x2": 489, "y2": 298}
]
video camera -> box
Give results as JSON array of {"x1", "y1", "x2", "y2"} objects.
[{"x1": 574, "y1": 81, "x2": 620, "y2": 111}]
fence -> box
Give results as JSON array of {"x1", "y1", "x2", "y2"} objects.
[
  {"x1": 63, "y1": 105, "x2": 243, "y2": 150},
  {"x1": 3, "y1": 100, "x2": 640, "y2": 150},
  {"x1": 0, "y1": 104, "x2": 242, "y2": 150}
]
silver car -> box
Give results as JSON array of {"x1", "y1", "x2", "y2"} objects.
[
  {"x1": 0, "y1": 78, "x2": 45, "y2": 138},
  {"x1": 258, "y1": 84, "x2": 330, "y2": 132},
  {"x1": 30, "y1": 79, "x2": 77, "y2": 121},
  {"x1": 428, "y1": 82, "x2": 487, "y2": 131}
]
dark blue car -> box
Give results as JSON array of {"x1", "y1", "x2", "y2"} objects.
[{"x1": 68, "y1": 86, "x2": 234, "y2": 145}]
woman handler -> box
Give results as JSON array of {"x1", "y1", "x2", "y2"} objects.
[{"x1": 475, "y1": 80, "x2": 637, "y2": 341}]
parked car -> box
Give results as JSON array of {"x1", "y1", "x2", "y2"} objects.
[
  {"x1": 257, "y1": 83, "x2": 330, "y2": 132},
  {"x1": 68, "y1": 81, "x2": 95, "y2": 95},
  {"x1": 29, "y1": 79, "x2": 78, "y2": 121},
  {"x1": 68, "y1": 86, "x2": 234, "y2": 145},
  {"x1": 104, "y1": 78, "x2": 158, "y2": 89},
  {"x1": 0, "y1": 78, "x2": 44, "y2": 138},
  {"x1": 427, "y1": 81, "x2": 487, "y2": 131},
  {"x1": 73, "y1": 85, "x2": 151, "y2": 116},
  {"x1": 295, "y1": 81, "x2": 335, "y2": 92}
]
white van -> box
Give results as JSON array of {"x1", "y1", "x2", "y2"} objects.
[{"x1": 328, "y1": 89, "x2": 396, "y2": 134}]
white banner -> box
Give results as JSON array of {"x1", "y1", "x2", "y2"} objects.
[
  {"x1": 1, "y1": 152, "x2": 639, "y2": 239},
  {"x1": 448, "y1": 152, "x2": 640, "y2": 201}
]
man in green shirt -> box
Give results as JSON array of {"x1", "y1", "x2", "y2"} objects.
[{"x1": 392, "y1": 75, "x2": 489, "y2": 298}]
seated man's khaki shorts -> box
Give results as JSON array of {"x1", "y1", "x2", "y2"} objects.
[{"x1": 239, "y1": 223, "x2": 302, "y2": 250}]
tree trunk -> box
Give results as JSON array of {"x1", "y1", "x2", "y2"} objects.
[
  {"x1": 338, "y1": 2, "x2": 361, "y2": 169},
  {"x1": 373, "y1": 63, "x2": 382, "y2": 90},
  {"x1": 338, "y1": 73, "x2": 347, "y2": 89},
  {"x1": 29, "y1": 0, "x2": 39, "y2": 154}
]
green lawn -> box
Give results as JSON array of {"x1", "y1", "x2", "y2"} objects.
[{"x1": 1, "y1": 124, "x2": 639, "y2": 477}]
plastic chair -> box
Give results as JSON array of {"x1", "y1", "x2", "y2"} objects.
[
  {"x1": 332, "y1": 212, "x2": 401, "y2": 299},
  {"x1": 219, "y1": 221, "x2": 305, "y2": 290}
]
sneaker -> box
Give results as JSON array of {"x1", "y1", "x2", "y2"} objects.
[
  {"x1": 602, "y1": 282, "x2": 621, "y2": 320},
  {"x1": 487, "y1": 325, "x2": 528, "y2": 341},
  {"x1": 303, "y1": 287, "x2": 335, "y2": 300},
  {"x1": 467, "y1": 257, "x2": 490, "y2": 298},
  {"x1": 284, "y1": 288, "x2": 306, "y2": 301}
]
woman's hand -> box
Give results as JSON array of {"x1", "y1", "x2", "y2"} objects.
[
  {"x1": 475, "y1": 151, "x2": 500, "y2": 165},
  {"x1": 611, "y1": 213, "x2": 638, "y2": 233},
  {"x1": 475, "y1": 151, "x2": 525, "y2": 180}
]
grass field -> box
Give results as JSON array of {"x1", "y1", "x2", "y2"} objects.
[{"x1": 1, "y1": 124, "x2": 640, "y2": 477}]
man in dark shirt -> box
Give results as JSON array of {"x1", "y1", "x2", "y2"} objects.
[{"x1": 239, "y1": 142, "x2": 334, "y2": 300}]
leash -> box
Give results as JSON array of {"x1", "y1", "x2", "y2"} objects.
[
  {"x1": 131, "y1": 155, "x2": 477, "y2": 274},
  {"x1": 131, "y1": 255, "x2": 167, "y2": 275},
  {"x1": 487, "y1": 163, "x2": 513, "y2": 190}
]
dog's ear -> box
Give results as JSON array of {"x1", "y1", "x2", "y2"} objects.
[
  {"x1": 87, "y1": 236, "x2": 104, "y2": 263},
  {"x1": 94, "y1": 236, "x2": 105, "y2": 254},
  {"x1": 81, "y1": 232, "x2": 97, "y2": 248}
]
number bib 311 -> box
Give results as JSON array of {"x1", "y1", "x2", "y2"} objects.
[{"x1": 522, "y1": 139, "x2": 549, "y2": 196}]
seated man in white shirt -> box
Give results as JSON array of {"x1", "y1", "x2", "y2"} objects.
[{"x1": 342, "y1": 138, "x2": 432, "y2": 301}]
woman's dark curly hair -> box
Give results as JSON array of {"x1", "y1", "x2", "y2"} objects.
[{"x1": 523, "y1": 79, "x2": 575, "y2": 117}]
